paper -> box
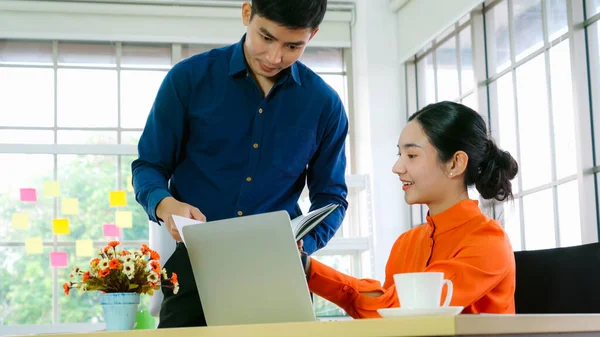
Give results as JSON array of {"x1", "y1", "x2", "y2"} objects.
[
  {"x1": 76, "y1": 240, "x2": 94, "y2": 257},
  {"x1": 44, "y1": 181, "x2": 61, "y2": 197},
  {"x1": 52, "y1": 218, "x2": 70, "y2": 235},
  {"x1": 115, "y1": 211, "x2": 132, "y2": 228},
  {"x1": 61, "y1": 198, "x2": 79, "y2": 215},
  {"x1": 127, "y1": 175, "x2": 134, "y2": 193},
  {"x1": 11, "y1": 213, "x2": 29, "y2": 229},
  {"x1": 103, "y1": 224, "x2": 121, "y2": 237},
  {"x1": 25, "y1": 237, "x2": 43, "y2": 255},
  {"x1": 50, "y1": 251, "x2": 68, "y2": 268},
  {"x1": 20, "y1": 188, "x2": 37, "y2": 202},
  {"x1": 171, "y1": 215, "x2": 205, "y2": 245},
  {"x1": 109, "y1": 190, "x2": 127, "y2": 207}
]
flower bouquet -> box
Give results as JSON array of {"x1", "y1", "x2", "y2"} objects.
[{"x1": 63, "y1": 241, "x2": 179, "y2": 330}]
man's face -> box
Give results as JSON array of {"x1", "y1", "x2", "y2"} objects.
[{"x1": 242, "y1": 3, "x2": 318, "y2": 78}]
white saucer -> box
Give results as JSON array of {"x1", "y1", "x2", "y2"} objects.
[{"x1": 377, "y1": 306, "x2": 464, "y2": 318}]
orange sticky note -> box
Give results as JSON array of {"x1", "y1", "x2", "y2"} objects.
[
  {"x1": 115, "y1": 211, "x2": 132, "y2": 228},
  {"x1": 25, "y1": 237, "x2": 43, "y2": 255},
  {"x1": 61, "y1": 198, "x2": 79, "y2": 215},
  {"x1": 44, "y1": 181, "x2": 61, "y2": 197},
  {"x1": 109, "y1": 190, "x2": 127, "y2": 207},
  {"x1": 76, "y1": 240, "x2": 94, "y2": 257},
  {"x1": 12, "y1": 213, "x2": 29, "y2": 229},
  {"x1": 52, "y1": 218, "x2": 70, "y2": 235}
]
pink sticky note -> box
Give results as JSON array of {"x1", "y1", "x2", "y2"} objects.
[
  {"x1": 50, "y1": 251, "x2": 68, "y2": 268},
  {"x1": 103, "y1": 224, "x2": 121, "y2": 237},
  {"x1": 20, "y1": 188, "x2": 37, "y2": 202}
]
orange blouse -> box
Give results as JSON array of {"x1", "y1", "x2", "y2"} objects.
[{"x1": 307, "y1": 199, "x2": 516, "y2": 318}]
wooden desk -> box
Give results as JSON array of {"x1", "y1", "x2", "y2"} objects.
[{"x1": 31, "y1": 314, "x2": 600, "y2": 337}]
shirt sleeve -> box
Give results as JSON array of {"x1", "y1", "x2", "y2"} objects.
[
  {"x1": 308, "y1": 231, "x2": 513, "y2": 318},
  {"x1": 302, "y1": 96, "x2": 349, "y2": 255},
  {"x1": 131, "y1": 65, "x2": 190, "y2": 223}
]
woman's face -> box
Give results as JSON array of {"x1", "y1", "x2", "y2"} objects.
[{"x1": 391, "y1": 121, "x2": 454, "y2": 206}]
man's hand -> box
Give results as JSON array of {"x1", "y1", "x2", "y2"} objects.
[{"x1": 156, "y1": 196, "x2": 206, "y2": 242}]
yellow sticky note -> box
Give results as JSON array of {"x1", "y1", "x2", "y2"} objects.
[
  {"x1": 44, "y1": 181, "x2": 61, "y2": 197},
  {"x1": 25, "y1": 237, "x2": 43, "y2": 255},
  {"x1": 109, "y1": 190, "x2": 127, "y2": 207},
  {"x1": 61, "y1": 198, "x2": 79, "y2": 215},
  {"x1": 12, "y1": 213, "x2": 29, "y2": 229},
  {"x1": 52, "y1": 218, "x2": 70, "y2": 235},
  {"x1": 76, "y1": 240, "x2": 94, "y2": 257},
  {"x1": 115, "y1": 211, "x2": 132, "y2": 228},
  {"x1": 127, "y1": 175, "x2": 134, "y2": 193}
]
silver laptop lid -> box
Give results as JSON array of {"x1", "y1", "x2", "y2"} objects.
[{"x1": 181, "y1": 210, "x2": 317, "y2": 326}]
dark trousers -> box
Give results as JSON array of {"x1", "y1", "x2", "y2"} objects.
[{"x1": 158, "y1": 242, "x2": 207, "y2": 328}]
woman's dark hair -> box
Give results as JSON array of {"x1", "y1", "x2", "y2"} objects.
[
  {"x1": 408, "y1": 101, "x2": 519, "y2": 201},
  {"x1": 250, "y1": 0, "x2": 327, "y2": 30}
]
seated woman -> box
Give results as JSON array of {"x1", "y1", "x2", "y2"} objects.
[{"x1": 302, "y1": 101, "x2": 519, "y2": 317}]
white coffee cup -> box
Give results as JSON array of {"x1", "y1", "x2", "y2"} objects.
[{"x1": 393, "y1": 272, "x2": 453, "y2": 309}]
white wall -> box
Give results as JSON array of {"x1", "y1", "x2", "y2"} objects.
[
  {"x1": 0, "y1": 0, "x2": 352, "y2": 47},
  {"x1": 351, "y1": 0, "x2": 407, "y2": 281},
  {"x1": 394, "y1": 0, "x2": 484, "y2": 62}
]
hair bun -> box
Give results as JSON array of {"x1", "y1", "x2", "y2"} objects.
[{"x1": 475, "y1": 140, "x2": 519, "y2": 201}]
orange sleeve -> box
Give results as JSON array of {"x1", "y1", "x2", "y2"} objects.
[
  {"x1": 424, "y1": 233, "x2": 513, "y2": 309},
  {"x1": 308, "y1": 258, "x2": 399, "y2": 318}
]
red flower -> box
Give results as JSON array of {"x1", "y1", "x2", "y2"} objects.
[
  {"x1": 107, "y1": 241, "x2": 120, "y2": 248},
  {"x1": 90, "y1": 258, "x2": 100, "y2": 267},
  {"x1": 82, "y1": 271, "x2": 90, "y2": 282},
  {"x1": 140, "y1": 244, "x2": 150, "y2": 255},
  {"x1": 63, "y1": 282, "x2": 70, "y2": 295},
  {"x1": 170, "y1": 272, "x2": 178, "y2": 284},
  {"x1": 149, "y1": 250, "x2": 160, "y2": 261},
  {"x1": 150, "y1": 261, "x2": 161, "y2": 274},
  {"x1": 98, "y1": 269, "x2": 110, "y2": 278},
  {"x1": 108, "y1": 258, "x2": 121, "y2": 270},
  {"x1": 121, "y1": 250, "x2": 129, "y2": 256}
]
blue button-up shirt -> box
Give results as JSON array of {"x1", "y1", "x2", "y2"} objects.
[{"x1": 132, "y1": 35, "x2": 349, "y2": 255}]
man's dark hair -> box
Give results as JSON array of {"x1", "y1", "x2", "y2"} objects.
[{"x1": 250, "y1": 0, "x2": 327, "y2": 30}]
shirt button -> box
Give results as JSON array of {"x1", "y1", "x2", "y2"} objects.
[
  {"x1": 258, "y1": 108, "x2": 263, "y2": 114},
  {"x1": 246, "y1": 177, "x2": 252, "y2": 182},
  {"x1": 342, "y1": 285, "x2": 349, "y2": 292},
  {"x1": 237, "y1": 211, "x2": 243, "y2": 216},
  {"x1": 253, "y1": 143, "x2": 259, "y2": 149}
]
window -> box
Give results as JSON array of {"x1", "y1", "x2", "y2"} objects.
[
  {"x1": 407, "y1": 16, "x2": 479, "y2": 227},
  {"x1": 0, "y1": 40, "x2": 367, "y2": 325},
  {"x1": 405, "y1": 0, "x2": 599, "y2": 251}
]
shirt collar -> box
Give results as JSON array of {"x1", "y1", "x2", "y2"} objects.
[
  {"x1": 228, "y1": 34, "x2": 301, "y2": 86},
  {"x1": 425, "y1": 199, "x2": 482, "y2": 235}
]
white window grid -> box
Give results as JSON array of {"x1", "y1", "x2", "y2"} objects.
[
  {"x1": 405, "y1": 0, "x2": 600, "y2": 250},
  {"x1": 0, "y1": 40, "x2": 374, "y2": 324}
]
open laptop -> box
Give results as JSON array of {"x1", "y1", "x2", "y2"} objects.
[{"x1": 179, "y1": 211, "x2": 317, "y2": 326}]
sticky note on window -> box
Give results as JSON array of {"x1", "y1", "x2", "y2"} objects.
[
  {"x1": 50, "y1": 251, "x2": 68, "y2": 268},
  {"x1": 76, "y1": 240, "x2": 94, "y2": 257},
  {"x1": 115, "y1": 211, "x2": 132, "y2": 228},
  {"x1": 103, "y1": 224, "x2": 121, "y2": 237},
  {"x1": 44, "y1": 181, "x2": 61, "y2": 197},
  {"x1": 20, "y1": 188, "x2": 37, "y2": 202},
  {"x1": 25, "y1": 237, "x2": 43, "y2": 255},
  {"x1": 61, "y1": 198, "x2": 79, "y2": 215},
  {"x1": 12, "y1": 213, "x2": 29, "y2": 229},
  {"x1": 109, "y1": 190, "x2": 127, "y2": 207},
  {"x1": 52, "y1": 218, "x2": 70, "y2": 235},
  {"x1": 127, "y1": 175, "x2": 134, "y2": 193}
]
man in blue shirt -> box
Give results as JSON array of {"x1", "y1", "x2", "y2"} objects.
[{"x1": 132, "y1": 0, "x2": 348, "y2": 328}]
